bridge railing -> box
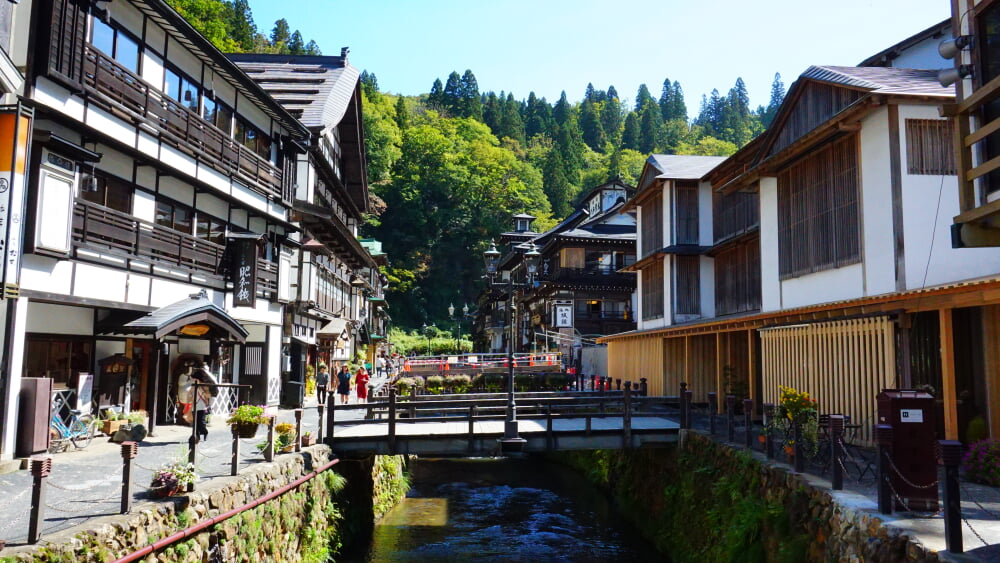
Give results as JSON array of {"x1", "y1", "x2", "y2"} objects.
[{"x1": 322, "y1": 383, "x2": 690, "y2": 454}]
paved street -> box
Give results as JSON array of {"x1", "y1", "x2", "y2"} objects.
[{"x1": 0, "y1": 397, "x2": 367, "y2": 548}]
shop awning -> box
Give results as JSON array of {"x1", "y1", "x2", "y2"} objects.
[
  {"x1": 97, "y1": 290, "x2": 248, "y2": 342},
  {"x1": 317, "y1": 317, "x2": 349, "y2": 337}
]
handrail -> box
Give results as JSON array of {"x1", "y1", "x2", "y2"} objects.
[{"x1": 113, "y1": 457, "x2": 340, "y2": 563}]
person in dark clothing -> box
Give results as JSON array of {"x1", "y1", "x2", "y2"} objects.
[
  {"x1": 315, "y1": 364, "x2": 330, "y2": 405},
  {"x1": 336, "y1": 365, "x2": 352, "y2": 404}
]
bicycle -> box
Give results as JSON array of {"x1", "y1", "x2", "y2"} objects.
[{"x1": 49, "y1": 408, "x2": 96, "y2": 452}]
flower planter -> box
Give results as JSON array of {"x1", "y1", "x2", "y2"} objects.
[
  {"x1": 101, "y1": 419, "x2": 127, "y2": 437},
  {"x1": 152, "y1": 485, "x2": 182, "y2": 498},
  {"x1": 301, "y1": 435, "x2": 316, "y2": 447},
  {"x1": 757, "y1": 435, "x2": 767, "y2": 444},
  {"x1": 234, "y1": 422, "x2": 259, "y2": 439}
]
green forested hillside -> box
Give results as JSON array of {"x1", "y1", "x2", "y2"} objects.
[{"x1": 168, "y1": 2, "x2": 785, "y2": 329}]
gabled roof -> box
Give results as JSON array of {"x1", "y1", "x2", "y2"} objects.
[
  {"x1": 99, "y1": 290, "x2": 248, "y2": 342},
  {"x1": 648, "y1": 155, "x2": 727, "y2": 180},
  {"x1": 800, "y1": 65, "x2": 952, "y2": 97},
  {"x1": 228, "y1": 54, "x2": 362, "y2": 133}
]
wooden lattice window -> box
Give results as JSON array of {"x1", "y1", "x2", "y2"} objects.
[
  {"x1": 714, "y1": 236, "x2": 761, "y2": 316},
  {"x1": 640, "y1": 192, "x2": 663, "y2": 257},
  {"x1": 675, "y1": 182, "x2": 699, "y2": 245},
  {"x1": 674, "y1": 256, "x2": 701, "y2": 316},
  {"x1": 777, "y1": 134, "x2": 861, "y2": 279},
  {"x1": 641, "y1": 260, "x2": 664, "y2": 321},
  {"x1": 905, "y1": 119, "x2": 956, "y2": 175}
]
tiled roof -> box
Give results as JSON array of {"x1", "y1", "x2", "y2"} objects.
[
  {"x1": 648, "y1": 155, "x2": 727, "y2": 180},
  {"x1": 801, "y1": 65, "x2": 952, "y2": 97},
  {"x1": 229, "y1": 54, "x2": 361, "y2": 131}
]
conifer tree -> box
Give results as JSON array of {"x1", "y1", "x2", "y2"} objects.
[
  {"x1": 360, "y1": 71, "x2": 379, "y2": 98},
  {"x1": 600, "y1": 90, "x2": 623, "y2": 142},
  {"x1": 442, "y1": 71, "x2": 463, "y2": 116},
  {"x1": 622, "y1": 112, "x2": 640, "y2": 151},
  {"x1": 499, "y1": 93, "x2": 526, "y2": 145},
  {"x1": 482, "y1": 91, "x2": 501, "y2": 133},
  {"x1": 270, "y1": 18, "x2": 291, "y2": 50},
  {"x1": 607, "y1": 85, "x2": 619, "y2": 101},
  {"x1": 553, "y1": 91, "x2": 572, "y2": 126},
  {"x1": 304, "y1": 40, "x2": 321, "y2": 55},
  {"x1": 634, "y1": 84, "x2": 655, "y2": 112},
  {"x1": 459, "y1": 70, "x2": 483, "y2": 121},
  {"x1": 288, "y1": 30, "x2": 304, "y2": 54},
  {"x1": 659, "y1": 78, "x2": 675, "y2": 121},
  {"x1": 670, "y1": 81, "x2": 687, "y2": 122},
  {"x1": 224, "y1": 0, "x2": 256, "y2": 51},
  {"x1": 524, "y1": 92, "x2": 552, "y2": 139},
  {"x1": 638, "y1": 102, "x2": 662, "y2": 153},
  {"x1": 394, "y1": 96, "x2": 409, "y2": 130},
  {"x1": 762, "y1": 73, "x2": 785, "y2": 127},
  {"x1": 580, "y1": 98, "x2": 606, "y2": 152},
  {"x1": 428, "y1": 79, "x2": 445, "y2": 111}
]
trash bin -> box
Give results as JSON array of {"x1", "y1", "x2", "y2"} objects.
[{"x1": 876, "y1": 389, "x2": 939, "y2": 511}]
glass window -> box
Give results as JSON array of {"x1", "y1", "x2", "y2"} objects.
[
  {"x1": 203, "y1": 97, "x2": 217, "y2": 123},
  {"x1": 172, "y1": 206, "x2": 192, "y2": 234},
  {"x1": 24, "y1": 336, "x2": 93, "y2": 387},
  {"x1": 91, "y1": 18, "x2": 114, "y2": 56},
  {"x1": 256, "y1": 133, "x2": 272, "y2": 160},
  {"x1": 115, "y1": 31, "x2": 139, "y2": 73},
  {"x1": 216, "y1": 103, "x2": 233, "y2": 135},
  {"x1": 180, "y1": 77, "x2": 200, "y2": 113},
  {"x1": 163, "y1": 67, "x2": 180, "y2": 101},
  {"x1": 155, "y1": 201, "x2": 173, "y2": 229},
  {"x1": 80, "y1": 173, "x2": 133, "y2": 214},
  {"x1": 196, "y1": 214, "x2": 226, "y2": 246}
]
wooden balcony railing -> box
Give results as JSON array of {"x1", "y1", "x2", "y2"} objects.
[
  {"x1": 540, "y1": 266, "x2": 635, "y2": 286},
  {"x1": 949, "y1": 71, "x2": 1000, "y2": 225},
  {"x1": 80, "y1": 46, "x2": 285, "y2": 201},
  {"x1": 72, "y1": 199, "x2": 278, "y2": 298}
]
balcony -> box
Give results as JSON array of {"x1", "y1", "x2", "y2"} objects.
[
  {"x1": 72, "y1": 199, "x2": 277, "y2": 298},
  {"x1": 80, "y1": 46, "x2": 285, "y2": 201},
  {"x1": 539, "y1": 266, "x2": 635, "y2": 288}
]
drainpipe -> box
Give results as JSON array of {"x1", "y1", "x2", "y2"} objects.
[{"x1": 112, "y1": 457, "x2": 340, "y2": 563}]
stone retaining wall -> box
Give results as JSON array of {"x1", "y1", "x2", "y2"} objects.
[
  {"x1": 553, "y1": 431, "x2": 940, "y2": 562},
  {"x1": 2, "y1": 446, "x2": 349, "y2": 562}
]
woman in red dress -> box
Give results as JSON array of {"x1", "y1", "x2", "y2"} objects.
[{"x1": 355, "y1": 366, "x2": 370, "y2": 403}]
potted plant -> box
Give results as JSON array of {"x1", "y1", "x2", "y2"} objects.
[
  {"x1": 275, "y1": 421, "x2": 296, "y2": 452},
  {"x1": 150, "y1": 460, "x2": 196, "y2": 498},
  {"x1": 301, "y1": 431, "x2": 316, "y2": 447},
  {"x1": 778, "y1": 386, "x2": 819, "y2": 457},
  {"x1": 227, "y1": 404, "x2": 267, "y2": 439},
  {"x1": 100, "y1": 410, "x2": 127, "y2": 437}
]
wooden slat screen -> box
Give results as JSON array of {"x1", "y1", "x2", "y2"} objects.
[
  {"x1": 715, "y1": 236, "x2": 761, "y2": 316},
  {"x1": 674, "y1": 255, "x2": 700, "y2": 316},
  {"x1": 48, "y1": 0, "x2": 89, "y2": 86},
  {"x1": 777, "y1": 134, "x2": 860, "y2": 279},
  {"x1": 675, "y1": 185, "x2": 699, "y2": 244},
  {"x1": 660, "y1": 335, "x2": 716, "y2": 402},
  {"x1": 640, "y1": 259, "x2": 664, "y2": 321},
  {"x1": 607, "y1": 336, "x2": 664, "y2": 395},
  {"x1": 769, "y1": 83, "x2": 864, "y2": 157},
  {"x1": 640, "y1": 192, "x2": 663, "y2": 257},
  {"x1": 905, "y1": 119, "x2": 957, "y2": 175},
  {"x1": 713, "y1": 189, "x2": 759, "y2": 244},
  {"x1": 759, "y1": 316, "x2": 896, "y2": 446}
]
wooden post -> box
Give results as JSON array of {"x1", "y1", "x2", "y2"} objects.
[
  {"x1": 188, "y1": 381, "x2": 198, "y2": 493},
  {"x1": 639, "y1": 378, "x2": 648, "y2": 397},
  {"x1": 830, "y1": 415, "x2": 845, "y2": 491},
  {"x1": 326, "y1": 391, "x2": 335, "y2": 442},
  {"x1": 876, "y1": 424, "x2": 894, "y2": 515},
  {"x1": 294, "y1": 409, "x2": 303, "y2": 452},
  {"x1": 120, "y1": 442, "x2": 138, "y2": 514},
  {"x1": 623, "y1": 382, "x2": 632, "y2": 449},
  {"x1": 726, "y1": 395, "x2": 736, "y2": 443},
  {"x1": 938, "y1": 440, "x2": 964, "y2": 554},
  {"x1": 682, "y1": 389, "x2": 692, "y2": 430},
  {"x1": 747, "y1": 329, "x2": 758, "y2": 410},
  {"x1": 468, "y1": 405, "x2": 476, "y2": 453},
  {"x1": 939, "y1": 309, "x2": 959, "y2": 440},
  {"x1": 264, "y1": 416, "x2": 275, "y2": 462},
  {"x1": 715, "y1": 332, "x2": 723, "y2": 402},
  {"x1": 743, "y1": 398, "x2": 753, "y2": 449},
  {"x1": 546, "y1": 405, "x2": 554, "y2": 450},
  {"x1": 388, "y1": 387, "x2": 397, "y2": 454},
  {"x1": 707, "y1": 391, "x2": 717, "y2": 435},
  {"x1": 317, "y1": 403, "x2": 325, "y2": 443},
  {"x1": 764, "y1": 403, "x2": 775, "y2": 459},
  {"x1": 230, "y1": 425, "x2": 239, "y2": 476},
  {"x1": 28, "y1": 457, "x2": 51, "y2": 544}
]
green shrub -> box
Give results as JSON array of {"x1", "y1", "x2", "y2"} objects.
[
  {"x1": 445, "y1": 374, "x2": 472, "y2": 394},
  {"x1": 425, "y1": 375, "x2": 444, "y2": 394}
]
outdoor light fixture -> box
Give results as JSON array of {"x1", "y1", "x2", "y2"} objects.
[
  {"x1": 939, "y1": 35, "x2": 974, "y2": 60},
  {"x1": 938, "y1": 65, "x2": 974, "y2": 88},
  {"x1": 480, "y1": 238, "x2": 543, "y2": 453},
  {"x1": 349, "y1": 273, "x2": 366, "y2": 287}
]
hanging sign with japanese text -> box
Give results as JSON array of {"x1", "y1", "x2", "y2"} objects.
[
  {"x1": 231, "y1": 238, "x2": 258, "y2": 308},
  {"x1": 0, "y1": 105, "x2": 32, "y2": 296},
  {"x1": 554, "y1": 304, "x2": 573, "y2": 328}
]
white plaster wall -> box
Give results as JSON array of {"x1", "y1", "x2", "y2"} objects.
[
  {"x1": 164, "y1": 37, "x2": 202, "y2": 84},
  {"x1": 99, "y1": 147, "x2": 137, "y2": 182},
  {"x1": 74, "y1": 263, "x2": 128, "y2": 302},
  {"x1": 759, "y1": 176, "x2": 781, "y2": 312},
  {"x1": 95, "y1": 340, "x2": 126, "y2": 365},
  {"x1": 859, "y1": 107, "x2": 896, "y2": 297},
  {"x1": 145, "y1": 20, "x2": 167, "y2": 54},
  {"x1": 898, "y1": 106, "x2": 1000, "y2": 288},
  {"x1": 141, "y1": 51, "x2": 165, "y2": 90},
  {"x1": 26, "y1": 301, "x2": 92, "y2": 335},
  {"x1": 699, "y1": 180, "x2": 713, "y2": 247},
  {"x1": 663, "y1": 256, "x2": 674, "y2": 325},
  {"x1": 133, "y1": 190, "x2": 156, "y2": 223},
  {"x1": 158, "y1": 175, "x2": 194, "y2": 206},
  {"x1": 34, "y1": 78, "x2": 85, "y2": 122},
  {"x1": 111, "y1": 1, "x2": 144, "y2": 38},
  {"x1": 700, "y1": 256, "x2": 715, "y2": 319},
  {"x1": 267, "y1": 325, "x2": 281, "y2": 391},
  {"x1": 20, "y1": 255, "x2": 73, "y2": 295},
  {"x1": 635, "y1": 206, "x2": 643, "y2": 257},
  {"x1": 780, "y1": 263, "x2": 865, "y2": 309},
  {"x1": 889, "y1": 36, "x2": 951, "y2": 70}
]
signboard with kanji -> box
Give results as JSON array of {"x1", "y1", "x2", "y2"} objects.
[
  {"x1": 232, "y1": 238, "x2": 258, "y2": 308},
  {"x1": 554, "y1": 304, "x2": 573, "y2": 328}
]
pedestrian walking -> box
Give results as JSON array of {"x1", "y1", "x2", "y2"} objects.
[
  {"x1": 375, "y1": 353, "x2": 386, "y2": 378},
  {"x1": 356, "y1": 366, "x2": 370, "y2": 403},
  {"x1": 316, "y1": 363, "x2": 330, "y2": 405},
  {"x1": 191, "y1": 364, "x2": 217, "y2": 442},
  {"x1": 336, "y1": 365, "x2": 352, "y2": 404}
]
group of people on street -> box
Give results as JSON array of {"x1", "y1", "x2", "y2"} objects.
[{"x1": 315, "y1": 362, "x2": 370, "y2": 405}]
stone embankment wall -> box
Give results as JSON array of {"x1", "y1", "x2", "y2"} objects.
[
  {"x1": 2, "y1": 447, "x2": 411, "y2": 563},
  {"x1": 554, "y1": 431, "x2": 939, "y2": 562}
]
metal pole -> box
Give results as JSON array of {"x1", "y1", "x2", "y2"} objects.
[
  {"x1": 501, "y1": 278, "x2": 524, "y2": 452},
  {"x1": 743, "y1": 398, "x2": 753, "y2": 449},
  {"x1": 317, "y1": 403, "x2": 325, "y2": 443},
  {"x1": 937, "y1": 440, "x2": 964, "y2": 554},
  {"x1": 120, "y1": 441, "x2": 138, "y2": 514},
  {"x1": 623, "y1": 382, "x2": 632, "y2": 449}
]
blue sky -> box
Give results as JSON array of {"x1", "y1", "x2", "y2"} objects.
[{"x1": 248, "y1": 0, "x2": 951, "y2": 112}]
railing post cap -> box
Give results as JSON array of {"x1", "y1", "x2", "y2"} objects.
[
  {"x1": 936, "y1": 439, "x2": 964, "y2": 466},
  {"x1": 680, "y1": 382, "x2": 688, "y2": 391},
  {"x1": 726, "y1": 395, "x2": 736, "y2": 405},
  {"x1": 120, "y1": 441, "x2": 138, "y2": 459},
  {"x1": 742, "y1": 398, "x2": 753, "y2": 407},
  {"x1": 30, "y1": 456, "x2": 52, "y2": 477}
]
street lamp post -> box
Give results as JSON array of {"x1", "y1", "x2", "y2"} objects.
[
  {"x1": 421, "y1": 323, "x2": 435, "y2": 356},
  {"x1": 448, "y1": 303, "x2": 459, "y2": 354},
  {"x1": 483, "y1": 239, "x2": 540, "y2": 453}
]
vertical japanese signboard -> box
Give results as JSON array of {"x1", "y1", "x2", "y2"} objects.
[
  {"x1": 0, "y1": 104, "x2": 32, "y2": 296},
  {"x1": 231, "y1": 238, "x2": 258, "y2": 308},
  {"x1": 554, "y1": 303, "x2": 573, "y2": 328}
]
